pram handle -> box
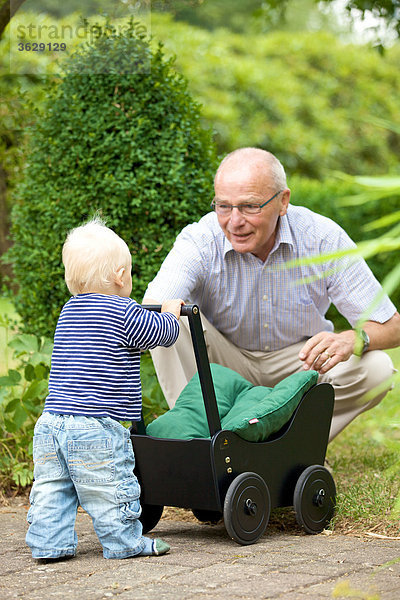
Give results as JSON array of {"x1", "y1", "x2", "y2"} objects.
[
  {"x1": 142, "y1": 304, "x2": 194, "y2": 318},
  {"x1": 141, "y1": 304, "x2": 222, "y2": 437}
]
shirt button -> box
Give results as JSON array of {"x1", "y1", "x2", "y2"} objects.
[
  {"x1": 264, "y1": 323, "x2": 268, "y2": 328},
  {"x1": 264, "y1": 345, "x2": 269, "y2": 351},
  {"x1": 263, "y1": 294, "x2": 267, "y2": 301}
]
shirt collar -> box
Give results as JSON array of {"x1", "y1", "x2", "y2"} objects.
[
  {"x1": 271, "y1": 212, "x2": 294, "y2": 253},
  {"x1": 223, "y1": 235, "x2": 234, "y2": 256}
]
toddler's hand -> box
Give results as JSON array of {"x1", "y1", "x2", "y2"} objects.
[{"x1": 161, "y1": 299, "x2": 185, "y2": 320}]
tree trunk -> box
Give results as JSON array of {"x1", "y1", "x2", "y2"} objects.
[{"x1": 0, "y1": 0, "x2": 26, "y2": 39}]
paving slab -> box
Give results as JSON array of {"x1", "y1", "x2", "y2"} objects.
[{"x1": 1, "y1": 502, "x2": 399, "y2": 599}]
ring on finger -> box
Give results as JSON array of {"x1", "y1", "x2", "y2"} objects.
[{"x1": 322, "y1": 351, "x2": 332, "y2": 359}]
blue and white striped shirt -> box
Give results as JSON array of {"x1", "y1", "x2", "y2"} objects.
[
  {"x1": 44, "y1": 294, "x2": 179, "y2": 420},
  {"x1": 145, "y1": 206, "x2": 396, "y2": 352}
]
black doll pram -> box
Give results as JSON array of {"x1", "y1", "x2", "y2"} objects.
[{"x1": 130, "y1": 305, "x2": 335, "y2": 545}]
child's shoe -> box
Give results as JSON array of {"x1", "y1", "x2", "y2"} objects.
[{"x1": 138, "y1": 537, "x2": 170, "y2": 556}]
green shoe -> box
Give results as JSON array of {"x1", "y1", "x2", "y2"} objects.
[
  {"x1": 154, "y1": 539, "x2": 170, "y2": 555},
  {"x1": 137, "y1": 537, "x2": 170, "y2": 557}
]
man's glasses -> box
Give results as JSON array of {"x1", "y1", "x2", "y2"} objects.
[{"x1": 211, "y1": 190, "x2": 283, "y2": 216}]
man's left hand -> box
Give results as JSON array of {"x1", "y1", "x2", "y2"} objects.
[{"x1": 298, "y1": 330, "x2": 356, "y2": 374}]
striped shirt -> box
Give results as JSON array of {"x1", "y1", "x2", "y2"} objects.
[
  {"x1": 145, "y1": 206, "x2": 396, "y2": 352},
  {"x1": 44, "y1": 294, "x2": 179, "y2": 420}
]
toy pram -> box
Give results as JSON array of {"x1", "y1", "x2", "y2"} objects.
[{"x1": 130, "y1": 305, "x2": 336, "y2": 545}]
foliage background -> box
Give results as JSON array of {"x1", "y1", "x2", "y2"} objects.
[
  {"x1": 6, "y1": 20, "x2": 217, "y2": 337},
  {"x1": 150, "y1": 13, "x2": 400, "y2": 179},
  {"x1": 0, "y1": 2, "x2": 400, "y2": 531},
  {"x1": 2, "y1": 10, "x2": 399, "y2": 333}
]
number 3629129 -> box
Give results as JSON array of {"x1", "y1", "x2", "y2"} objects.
[{"x1": 18, "y1": 42, "x2": 67, "y2": 51}]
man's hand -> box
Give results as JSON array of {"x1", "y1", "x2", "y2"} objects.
[{"x1": 298, "y1": 330, "x2": 356, "y2": 374}]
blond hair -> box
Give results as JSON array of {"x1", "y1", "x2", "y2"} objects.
[{"x1": 62, "y1": 216, "x2": 131, "y2": 295}]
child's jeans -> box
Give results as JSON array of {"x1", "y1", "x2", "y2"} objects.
[{"x1": 26, "y1": 412, "x2": 146, "y2": 559}]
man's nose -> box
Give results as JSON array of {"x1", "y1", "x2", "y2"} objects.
[{"x1": 229, "y1": 206, "x2": 246, "y2": 224}]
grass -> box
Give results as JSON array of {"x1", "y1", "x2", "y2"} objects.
[{"x1": 327, "y1": 347, "x2": 400, "y2": 536}]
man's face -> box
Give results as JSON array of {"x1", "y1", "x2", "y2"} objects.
[{"x1": 213, "y1": 164, "x2": 290, "y2": 262}]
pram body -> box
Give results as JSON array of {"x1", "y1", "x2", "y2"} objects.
[{"x1": 131, "y1": 305, "x2": 336, "y2": 545}]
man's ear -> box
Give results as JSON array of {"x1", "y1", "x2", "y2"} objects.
[
  {"x1": 114, "y1": 267, "x2": 125, "y2": 288},
  {"x1": 279, "y1": 189, "x2": 291, "y2": 217}
]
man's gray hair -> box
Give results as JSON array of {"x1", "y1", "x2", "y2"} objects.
[{"x1": 215, "y1": 147, "x2": 287, "y2": 190}]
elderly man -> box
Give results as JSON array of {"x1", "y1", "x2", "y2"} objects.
[{"x1": 144, "y1": 148, "x2": 400, "y2": 440}]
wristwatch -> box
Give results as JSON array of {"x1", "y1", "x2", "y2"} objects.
[{"x1": 354, "y1": 329, "x2": 370, "y2": 356}]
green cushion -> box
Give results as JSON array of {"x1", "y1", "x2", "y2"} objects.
[{"x1": 146, "y1": 364, "x2": 318, "y2": 442}]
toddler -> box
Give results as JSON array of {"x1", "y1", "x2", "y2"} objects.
[{"x1": 26, "y1": 217, "x2": 183, "y2": 560}]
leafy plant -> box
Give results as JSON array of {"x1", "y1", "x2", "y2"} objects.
[
  {"x1": 150, "y1": 13, "x2": 400, "y2": 177},
  {"x1": 338, "y1": 173, "x2": 400, "y2": 305},
  {"x1": 0, "y1": 328, "x2": 53, "y2": 489},
  {"x1": 291, "y1": 166, "x2": 400, "y2": 530}
]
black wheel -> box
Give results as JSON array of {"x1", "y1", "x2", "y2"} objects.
[
  {"x1": 192, "y1": 509, "x2": 223, "y2": 524},
  {"x1": 140, "y1": 504, "x2": 164, "y2": 534},
  {"x1": 223, "y1": 472, "x2": 271, "y2": 545},
  {"x1": 293, "y1": 465, "x2": 336, "y2": 534}
]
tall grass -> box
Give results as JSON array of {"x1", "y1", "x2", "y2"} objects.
[{"x1": 327, "y1": 347, "x2": 400, "y2": 535}]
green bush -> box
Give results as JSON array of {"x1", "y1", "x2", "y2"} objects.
[
  {"x1": 151, "y1": 14, "x2": 400, "y2": 178},
  {"x1": 5, "y1": 13, "x2": 400, "y2": 181},
  {"x1": 8, "y1": 20, "x2": 217, "y2": 337},
  {"x1": 0, "y1": 75, "x2": 33, "y2": 289}
]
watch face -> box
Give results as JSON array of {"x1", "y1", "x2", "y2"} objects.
[
  {"x1": 361, "y1": 329, "x2": 370, "y2": 352},
  {"x1": 354, "y1": 329, "x2": 369, "y2": 356}
]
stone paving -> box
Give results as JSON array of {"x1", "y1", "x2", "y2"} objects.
[{"x1": 1, "y1": 502, "x2": 399, "y2": 599}]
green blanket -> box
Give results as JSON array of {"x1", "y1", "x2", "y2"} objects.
[{"x1": 146, "y1": 364, "x2": 318, "y2": 442}]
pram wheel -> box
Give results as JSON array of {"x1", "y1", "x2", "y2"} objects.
[
  {"x1": 293, "y1": 465, "x2": 336, "y2": 534},
  {"x1": 223, "y1": 472, "x2": 271, "y2": 545},
  {"x1": 192, "y1": 509, "x2": 223, "y2": 524},
  {"x1": 140, "y1": 503, "x2": 164, "y2": 534}
]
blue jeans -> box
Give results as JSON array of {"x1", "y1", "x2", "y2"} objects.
[{"x1": 26, "y1": 413, "x2": 146, "y2": 559}]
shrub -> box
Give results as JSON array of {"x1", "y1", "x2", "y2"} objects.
[
  {"x1": 151, "y1": 14, "x2": 400, "y2": 178},
  {"x1": 8, "y1": 20, "x2": 218, "y2": 337},
  {"x1": 0, "y1": 76, "x2": 32, "y2": 289}
]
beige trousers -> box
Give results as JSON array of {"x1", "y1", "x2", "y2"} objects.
[{"x1": 150, "y1": 313, "x2": 395, "y2": 442}]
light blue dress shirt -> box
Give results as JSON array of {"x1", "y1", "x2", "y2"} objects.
[{"x1": 145, "y1": 205, "x2": 396, "y2": 352}]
